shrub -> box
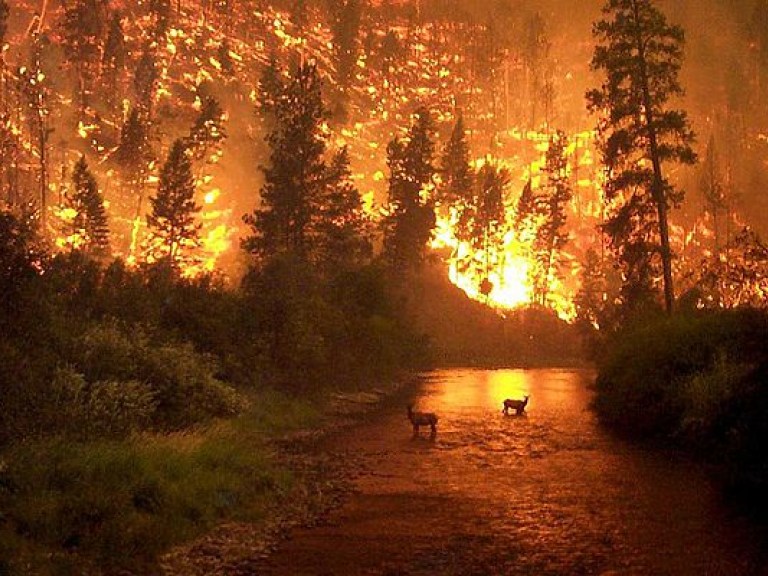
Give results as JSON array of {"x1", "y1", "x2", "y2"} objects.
[
  {"x1": 139, "y1": 343, "x2": 241, "y2": 428},
  {"x1": 593, "y1": 309, "x2": 768, "y2": 438},
  {"x1": 49, "y1": 367, "x2": 158, "y2": 440}
]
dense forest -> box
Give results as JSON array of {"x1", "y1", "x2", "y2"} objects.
[{"x1": 2, "y1": 0, "x2": 768, "y2": 572}]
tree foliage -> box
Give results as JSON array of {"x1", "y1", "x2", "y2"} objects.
[
  {"x1": 146, "y1": 140, "x2": 200, "y2": 268},
  {"x1": 587, "y1": 0, "x2": 696, "y2": 313},
  {"x1": 382, "y1": 106, "x2": 437, "y2": 271},
  {"x1": 69, "y1": 156, "x2": 110, "y2": 257},
  {"x1": 531, "y1": 131, "x2": 572, "y2": 306},
  {"x1": 244, "y1": 62, "x2": 327, "y2": 263}
]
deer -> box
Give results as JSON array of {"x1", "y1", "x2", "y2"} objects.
[
  {"x1": 407, "y1": 405, "x2": 438, "y2": 436},
  {"x1": 502, "y1": 395, "x2": 529, "y2": 416}
]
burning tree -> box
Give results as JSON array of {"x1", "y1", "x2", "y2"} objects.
[
  {"x1": 472, "y1": 160, "x2": 510, "y2": 296},
  {"x1": 146, "y1": 139, "x2": 200, "y2": 269},
  {"x1": 587, "y1": 0, "x2": 696, "y2": 314},
  {"x1": 61, "y1": 0, "x2": 104, "y2": 113},
  {"x1": 697, "y1": 228, "x2": 768, "y2": 310},
  {"x1": 382, "y1": 106, "x2": 437, "y2": 272}
]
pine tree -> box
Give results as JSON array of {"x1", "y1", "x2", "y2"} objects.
[
  {"x1": 244, "y1": 63, "x2": 328, "y2": 264},
  {"x1": 587, "y1": 0, "x2": 696, "y2": 314},
  {"x1": 316, "y1": 146, "x2": 372, "y2": 271},
  {"x1": 115, "y1": 108, "x2": 151, "y2": 180},
  {"x1": 331, "y1": 0, "x2": 362, "y2": 91},
  {"x1": 134, "y1": 51, "x2": 158, "y2": 114},
  {"x1": 382, "y1": 107, "x2": 437, "y2": 271},
  {"x1": 101, "y1": 11, "x2": 126, "y2": 108},
  {"x1": 439, "y1": 113, "x2": 475, "y2": 254},
  {"x1": 147, "y1": 140, "x2": 200, "y2": 267},
  {"x1": 257, "y1": 54, "x2": 284, "y2": 124},
  {"x1": 531, "y1": 131, "x2": 572, "y2": 306},
  {"x1": 185, "y1": 96, "x2": 227, "y2": 162},
  {"x1": 472, "y1": 160, "x2": 509, "y2": 295},
  {"x1": 439, "y1": 113, "x2": 473, "y2": 209},
  {"x1": 61, "y1": 0, "x2": 103, "y2": 112},
  {"x1": 216, "y1": 39, "x2": 235, "y2": 77},
  {"x1": 514, "y1": 179, "x2": 538, "y2": 243},
  {"x1": 69, "y1": 156, "x2": 109, "y2": 256}
]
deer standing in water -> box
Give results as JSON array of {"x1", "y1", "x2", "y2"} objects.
[
  {"x1": 502, "y1": 395, "x2": 529, "y2": 415},
  {"x1": 407, "y1": 405, "x2": 438, "y2": 436}
]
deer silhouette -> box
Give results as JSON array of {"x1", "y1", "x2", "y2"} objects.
[
  {"x1": 502, "y1": 395, "x2": 529, "y2": 415},
  {"x1": 407, "y1": 405, "x2": 438, "y2": 436}
]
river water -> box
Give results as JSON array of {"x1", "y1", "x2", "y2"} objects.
[{"x1": 264, "y1": 368, "x2": 768, "y2": 575}]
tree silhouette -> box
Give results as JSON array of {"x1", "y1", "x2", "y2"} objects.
[
  {"x1": 315, "y1": 146, "x2": 372, "y2": 271},
  {"x1": 382, "y1": 107, "x2": 437, "y2": 271},
  {"x1": 587, "y1": 0, "x2": 696, "y2": 314},
  {"x1": 69, "y1": 156, "x2": 109, "y2": 257},
  {"x1": 101, "y1": 11, "x2": 126, "y2": 109},
  {"x1": 531, "y1": 131, "x2": 572, "y2": 306},
  {"x1": 472, "y1": 160, "x2": 509, "y2": 296},
  {"x1": 244, "y1": 63, "x2": 327, "y2": 264},
  {"x1": 146, "y1": 140, "x2": 200, "y2": 268},
  {"x1": 185, "y1": 96, "x2": 227, "y2": 163}
]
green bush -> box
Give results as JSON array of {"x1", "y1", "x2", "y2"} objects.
[
  {"x1": 49, "y1": 367, "x2": 158, "y2": 440},
  {"x1": 593, "y1": 309, "x2": 768, "y2": 517},
  {"x1": 139, "y1": 343, "x2": 242, "y2": 428},
  {"x1": 593, "y1": 309, "x2": 768, "y2": 437}
]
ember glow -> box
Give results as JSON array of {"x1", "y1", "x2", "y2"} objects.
[{"x1": 2, "y1": 0, "x2": 766, "y2": 315}]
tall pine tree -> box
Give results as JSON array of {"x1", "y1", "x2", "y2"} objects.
[
  {"x1": 382, "y1": 107, "x2": 437, "y2": 271},
  {"x1": 531, "y1": 131, "x2": 572, "y2": 307},
  {"x1": 587, "y1": 0, "x2": 696, "y2": 314},
  {"x1": 315, "y1": 146, "x2": 372, "y2": 271},
  {"x1": 61, "y1": 0, "x2": 103, "y2": 112},
  {"x1": 69, "y1": 155, "x2": 109, "y2": 256},
  {"x1": 244, "y1": 62, "x2": 328, "y2": 264},
  {"x1": 146, "y1": 140, "x2": 200, "y2": 268}
]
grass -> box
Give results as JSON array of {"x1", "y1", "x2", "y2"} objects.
[{"x1": 0, "y1": 388, "x2": 323, "y2": 575}]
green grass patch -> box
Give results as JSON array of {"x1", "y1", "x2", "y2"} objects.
[{"x1": 0, "y1": 387, "x2": 321, "y2": 575}]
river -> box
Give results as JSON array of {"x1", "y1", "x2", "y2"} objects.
[{"x1": 263, "y1": 368, "x2": 768, "y2": 575}]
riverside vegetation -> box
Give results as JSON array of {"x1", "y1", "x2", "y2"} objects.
[
  {"x1": 0, "y1": 224, "x2": 428, "y2": 574},
  {"x1": 592, "y1": 308, "x2": 768, "y2": 518}
]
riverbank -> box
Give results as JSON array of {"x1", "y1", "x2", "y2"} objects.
[
  {"x1": 592, "y1": 309, "x2": 768, "y2": 520},
  {"x1": 161, "y1": 377, "x2": 419, "y2": 575},
  {"x1": 0, "y1": 376, "x2": 419, "y2": 575}
]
